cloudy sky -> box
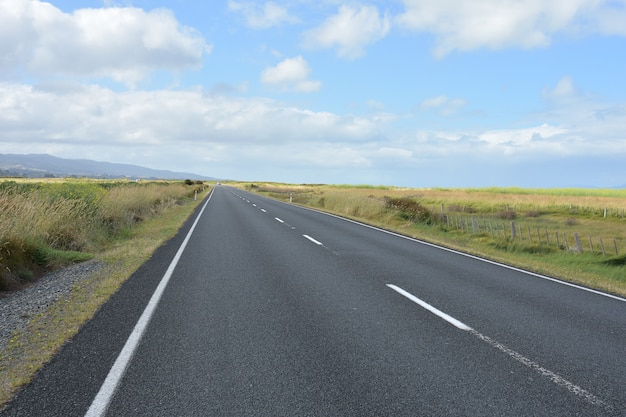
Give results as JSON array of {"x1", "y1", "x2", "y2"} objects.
[{"x1": 1, "y1": 0, "x2": 625, "y2": 187}]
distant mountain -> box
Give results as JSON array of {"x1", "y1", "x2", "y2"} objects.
[{"x1": 0, "y1": 154, "x2": 217, "y2": 181}]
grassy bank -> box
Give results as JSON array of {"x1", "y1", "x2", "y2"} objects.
[
  {"x1": 239, "y1": 182, "x2": 626, "y2": 297},
  {"x1": 0, "y1": 179, "x2": 205, "y2": 291},
  {"x1": 0, "y1": 179, "x2": 210, "y2": 406}
]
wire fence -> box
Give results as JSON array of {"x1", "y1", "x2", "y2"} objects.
[{"x1": 441, "y1": 215, "x2": 621, "y2": 256}]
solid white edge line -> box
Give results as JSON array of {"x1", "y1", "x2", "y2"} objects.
[
  {"x1": 84, "y1": 190, "x2": 214, "y2": 417},
  {"x1": 303, "y1": 234, "x2": 323, "y2": 246},
  {"x1": 386, "y1": 284, "x2": 472, "y2": 331},
  {"x1": 281, "y1": 202, "x2": 625, "y2": 303}
]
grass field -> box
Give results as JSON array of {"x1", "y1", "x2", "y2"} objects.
[{"x1": 239, "y1": 182, "x2": 626, "y2": 297}]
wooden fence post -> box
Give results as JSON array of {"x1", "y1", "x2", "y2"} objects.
[
  {"x1": 555, "y1": 233, "x2": 560, "y2": 250},
  {"x1": 510, "y1": 221, "x2": 516, "y2": 240},
  {"x1": 600, "y1": 237, "x2": 606, "y2": 256},
  {"x1": 574, "y1": 233, "x2": 583, "y2": 253},
  {"x1": 614, "y1": 239, "x2": 619, "y2": 256},
  {"x1": 588, "y1": 236, "x2": 594, "y2": 254}
]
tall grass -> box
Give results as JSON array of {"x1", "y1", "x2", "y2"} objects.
[{"x1": 0, "y1": 180, "x2": 201, "y2": 291}]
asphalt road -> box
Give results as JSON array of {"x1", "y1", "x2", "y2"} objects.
[{"x1": 2, "y1": 186, "x2": 625, "y2": 416}]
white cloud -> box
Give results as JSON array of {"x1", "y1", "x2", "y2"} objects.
[
  {"x1": 228, "y1": 1, "x2": 299, "y2": 29},
  {"x1": 588, "y1": 2, "x2": 626, "y2": 36},
  {"x1": 0, "y1": 81, "x2": 391, "y2": 179},
  {"x1": 0, "y1": 81, "x2": 374, "y2": 149},
  {"x1": 542, "y1": 76, "x2": 576, "y2": 100},
  {"x1": 0, "y1": 80, "x2": 624, "y2": 186},
  {"x1": 302, "y1": 4, "x2": 390, "y2": 59},
  {"x1": 260, "y1": 56, "x2": 322, "y2": 92},
  {"x1": 0, "y1": 0, "x2": 211, "y2": 85},
  {"x1": 420, "y1": 95, "x2": 467, "y2": 115},
  {"x1": 477, "y1": 124, "x2": 570, "y2": 154},
  {"x1": 395, "y1": 0, "x2": 623, "y2": 57}
]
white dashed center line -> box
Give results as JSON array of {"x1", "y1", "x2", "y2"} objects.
[
  {"x1": 303, "y1": 234, "x2": 323, "y2": 246},
  {"x1": 386, "y1": 284, "x2": 612, "y2": 411}
]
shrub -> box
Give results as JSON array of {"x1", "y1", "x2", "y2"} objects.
[
  {"x1": 385, "y1": 197, "x2": 433, "y2": 223},
  {"x1": 496, "y1": 210, "x2": 517, "y2": 220}
]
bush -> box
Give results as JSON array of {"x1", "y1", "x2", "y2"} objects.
[
  {"x1": 385, "y1": 197, "x2": 433, "y2": 223},
  {"x1": 496, "y1": 210, "x2": 517, "y2": 220}
]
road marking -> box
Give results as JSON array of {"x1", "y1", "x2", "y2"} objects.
[
  {"x1": 303, "y1": 234, "x2": 323, "y2": 246},
  {"x1": 275, "y1": 217, "x2": 284, "y2": 223},
  {"x1": 468, "y1": 329, "x2": 612, "y2": 411},
  {"x1": 386, "y1": 284, "x2": 612, "y2": 411},
  {"x1": 387, "y1": 284, "x2": 471, "y2": 331},
  {"x1": 252, "y1": 204, "x2": 257, "y2": 207},
  {"x1": 84, "y1": 191, "x2": 214, "y2": 417},
  {"x1": 261, "y1": 209, "x2": 266, "y2": 213},
  {"x1": 289, "y1": 203, "x2": 625, "y2": 303}
]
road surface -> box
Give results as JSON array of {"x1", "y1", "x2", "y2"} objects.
[{"x1": 2, "y1": 185, "x2": 625, "y2": 416}]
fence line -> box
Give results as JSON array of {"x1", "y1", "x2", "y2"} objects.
[{"x1": 443, "y1": 215, "x2": 621, "y2": 256}]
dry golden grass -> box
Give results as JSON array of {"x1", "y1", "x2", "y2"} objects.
[
  {"x1": 0, "y1": 180, "x2": 199, "y2": 290},
  {"x1": 99, "y1": 183, "x2": 192, "y2": 232}
]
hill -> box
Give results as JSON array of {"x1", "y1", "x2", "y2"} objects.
[{"x1": 0, "y1": 154, "x2": 216, "y2": 181}]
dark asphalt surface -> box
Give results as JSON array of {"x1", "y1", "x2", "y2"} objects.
[{"x1": 2, "y1": 185, "x2": 625, "y2": 416}]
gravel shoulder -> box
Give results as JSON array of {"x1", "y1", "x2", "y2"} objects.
[{"x1": 0, "y1": 260, "x2": 107, "y2": 352}]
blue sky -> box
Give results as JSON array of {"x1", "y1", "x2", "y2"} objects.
[{"x1": 1, "y1": 0, "x2": 625, "y2": 187}]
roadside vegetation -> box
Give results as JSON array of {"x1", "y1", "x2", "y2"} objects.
[
  {"x1": 0, "y1": 179, "x2": 206, "y2": 291},
  {"x1": 0, "y1": 178, "x2": 209, "y2": 406},
  {"x1": 240, "y1": 182, "x2": 626, "y2": 297}
]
